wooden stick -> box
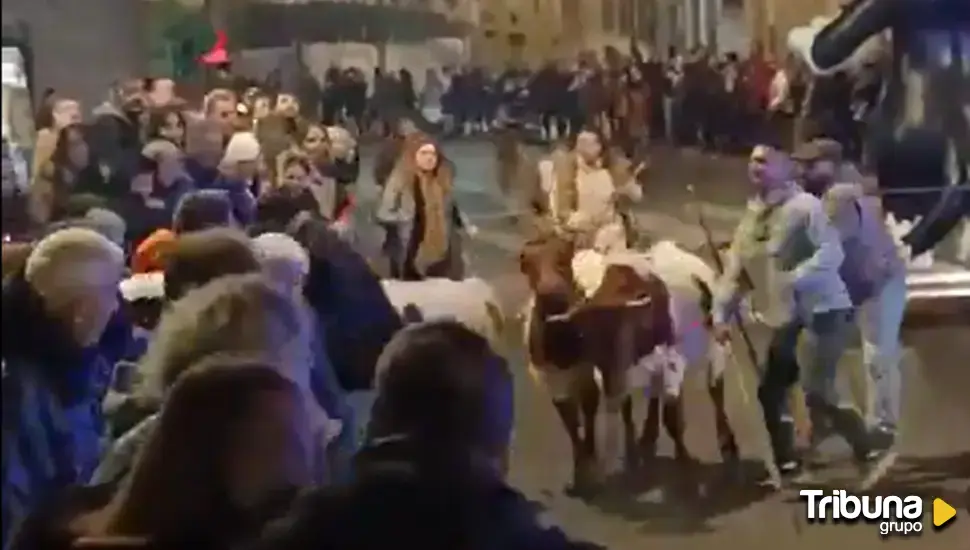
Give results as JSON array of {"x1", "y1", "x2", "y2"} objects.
[{"x1": 686, "y1": 185, "x2": 784, "y2": 488}]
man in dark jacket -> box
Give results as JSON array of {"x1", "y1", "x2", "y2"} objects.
[
  {"x1": 1, "y1": 228, "x2": 125, "y2": 547},
  {"x1": 88, "y1": 80, "x2": 145, "y2": 186},
  {"x1": 250, "y1": 321, "x2": 602, "y2": 550}
]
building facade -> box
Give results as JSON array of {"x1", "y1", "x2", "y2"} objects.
[
  {"x1": 2, "y1": 0, "x2": 148, "y2": 106},
  {"x1": 745, "y1": 0, "x2": 839, "y2": 58},
  {"x1": 470, "y1": 0, "x2": 562, "y2": 68},
  {"x1": 471, "y1": 0, "x2": 652, "y2": 69}
]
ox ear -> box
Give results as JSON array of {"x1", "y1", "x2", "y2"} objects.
[{"x1": 401, "y1": 303, "x2": 424, "y2": 324}]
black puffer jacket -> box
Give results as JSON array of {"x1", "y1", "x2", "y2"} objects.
[{"x1": 249, "y1": 439, "x2": 605, "y2": 550}]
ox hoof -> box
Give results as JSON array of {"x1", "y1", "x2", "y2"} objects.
[
  {"x1": 624, "y1": 450, "x2": 643, "y2": 475},
  {"x1": 720, "y1": 453, "x2": 743, "y2": 484},
  {"x1": 674, "y1": 447, "x2": 696, "y2": 466},
  {"x1": 637, "y1": 440, "x2": 658, "y2": 465},
  {"x1": 567, "y1": 460, "x2": 605, "y2": 497}
]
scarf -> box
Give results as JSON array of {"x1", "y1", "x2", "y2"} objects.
[{"x1": 413, "y1": 172, "x2": 449, "y2": 275}]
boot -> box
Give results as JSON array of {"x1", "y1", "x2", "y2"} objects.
[{"x1": 806, "y1": 393, "x2": 872, "y2": 463}]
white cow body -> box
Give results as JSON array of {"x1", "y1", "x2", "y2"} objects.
[
  {"x1": 575, "y1": 241, "x2": 717, "y2": 366},
  {"x1": 380, "y1": 277, "x2": 506, "y2": 351},
  {"x1": 570, "y1": 241, "x2": 726, "y2": 398}
]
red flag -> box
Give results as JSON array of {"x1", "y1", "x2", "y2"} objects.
[{"x1": 199, "y1": 30, "x2": 229, "y2": 65}]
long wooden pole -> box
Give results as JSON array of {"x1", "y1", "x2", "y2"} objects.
[{"x1": 687, "y1": 183, "x2": 787, "y2": 488}]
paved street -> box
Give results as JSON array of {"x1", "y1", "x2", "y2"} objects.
[{"x1": 355, "y1": 141, "x2": 969, "y2": 549}]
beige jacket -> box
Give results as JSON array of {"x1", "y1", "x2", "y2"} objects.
[{"x1": 538, "y1": 151, "x2": 642, "y2": 252}]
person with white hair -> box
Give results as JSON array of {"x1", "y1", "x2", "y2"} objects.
[
  {"x1": 195, "y1": 131, "x2": 259, "y2": 226},
  {"x1": 252, "y1": 232, "x2": 310, "y2": 294},
  {"x1": 252, "y1": 231, "x2": 355, "y2": 479},
  {"x1": 93, "y1": 274, "x2": 341, "y2": 487},
  {"x1": 1, "y1": 227, "x2": 125, "y2": 547}
]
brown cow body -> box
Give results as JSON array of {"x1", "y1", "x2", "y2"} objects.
[{"x1": 520, "y1": 234, "x2": 739, "y2": 491}]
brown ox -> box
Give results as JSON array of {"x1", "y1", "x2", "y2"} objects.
[{"x1": 520, "y1": 233, "x2": 739, "y2": 492}]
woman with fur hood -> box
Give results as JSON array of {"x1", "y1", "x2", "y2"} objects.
[
  {"x1": 537, "y1": 128, "x2": 644, "y2": 252},
  {"x1": 376, "y1": 134, "x2": 471, "y2": 280}
]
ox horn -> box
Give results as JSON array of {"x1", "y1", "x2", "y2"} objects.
[
  {"x1": 545, "y1": 311, "x2": 574, "y2": 322},
  {"x1": 545, "y1": 301, "x2": 586, "y2": 322},
  {"x1": 624, "y1": 296, "x2": 652, "y2": 307}
]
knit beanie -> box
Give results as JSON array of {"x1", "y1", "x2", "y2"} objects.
[{"x1": 221, "y1": 131, "x2": 261, "y2": 165}]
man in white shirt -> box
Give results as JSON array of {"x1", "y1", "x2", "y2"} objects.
[{"x1": 714, "y1": 145, "x2": 875, "y2": 479}]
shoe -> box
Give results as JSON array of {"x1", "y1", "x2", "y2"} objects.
[
  {"x1": 802, "y1": 443, "x2": 828, "y2": 468},
  {"x1": 788, "y1": 466, "x2": 820, "y2": 486},
  {"x1": 857, "y1": 427, "x2": 899, "y2": 491},
  {"x1": 757, "y1": 459, "x2": 806, "y2": 489},
  {"x1": 858, "y1": 449, "x2": 900, "y2": 491},
  {"x1": 868, "y1": 426, "x2": 896, "y2": 453}
]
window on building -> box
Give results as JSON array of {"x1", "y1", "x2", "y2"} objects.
[
  {"x1": 2, "y1": 45, "x2": 35, "y2": 150},
  {"x1": 602, "y1": 0, "x2": 615, "y2": 32},
  {"x1": 509, "y1": 32, "x2": 526, "y2": 47},
  {"x1": 561, "y1": 0, "x2": 579, "y2": 19},
  {"x1": 668, "y1": 4, "x2": 680, "y2": 50},
  {"x1": 638, "y1": 0, "x2": 654, "y2": 43},
  {"x1": 618, "y1": 0, "x2": 632, "y2": 36}
]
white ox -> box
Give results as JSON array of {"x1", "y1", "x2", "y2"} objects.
[
  {"x1": 380, "y1": 277, "x2": 507, "y2": 353},
  {"x1": 569, "y1": 240, "x2": 728, "y2": 398},
  {"x1": 521, "y1": 237, "x2": 735, "y2": 478}
]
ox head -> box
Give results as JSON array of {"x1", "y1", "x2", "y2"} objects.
[
  {"x1": 569, "y1": 263, "x2": 673, "y2": 396},
  {"x1": 519, "y1": 232, "x2": 578, "y2": 318}
]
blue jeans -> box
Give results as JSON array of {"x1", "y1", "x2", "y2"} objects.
[
  {"x1": 802, "y1": 309, "x2": 856, "y2": 404},
  {"x1": 759, "y1": 309, "x2": 868, "y2": 465},
  {"x1": 859, "y1": 273, "x2": 907, "y2": 430}
]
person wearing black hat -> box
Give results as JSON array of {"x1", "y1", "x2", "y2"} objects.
[
  {"x1": 791, "y1": 138, "x2": 847, "y2": 195},
  {"x1": 794, "y1": 137, "x2": 907, "y2": 462},
  {"x1": 714, "y1": 144, "x2": 877, "y2": 480}
]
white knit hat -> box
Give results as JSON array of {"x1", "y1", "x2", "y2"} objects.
[
  {"x1": 251, "y1": 232, "x2": 310, "y2": 278},
  {"x1": 119, "y1": 272, "x2": 166, "y2": 302},
  {"x1": 221, "y1": 131, "x2": 261, "y2": 165}
]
